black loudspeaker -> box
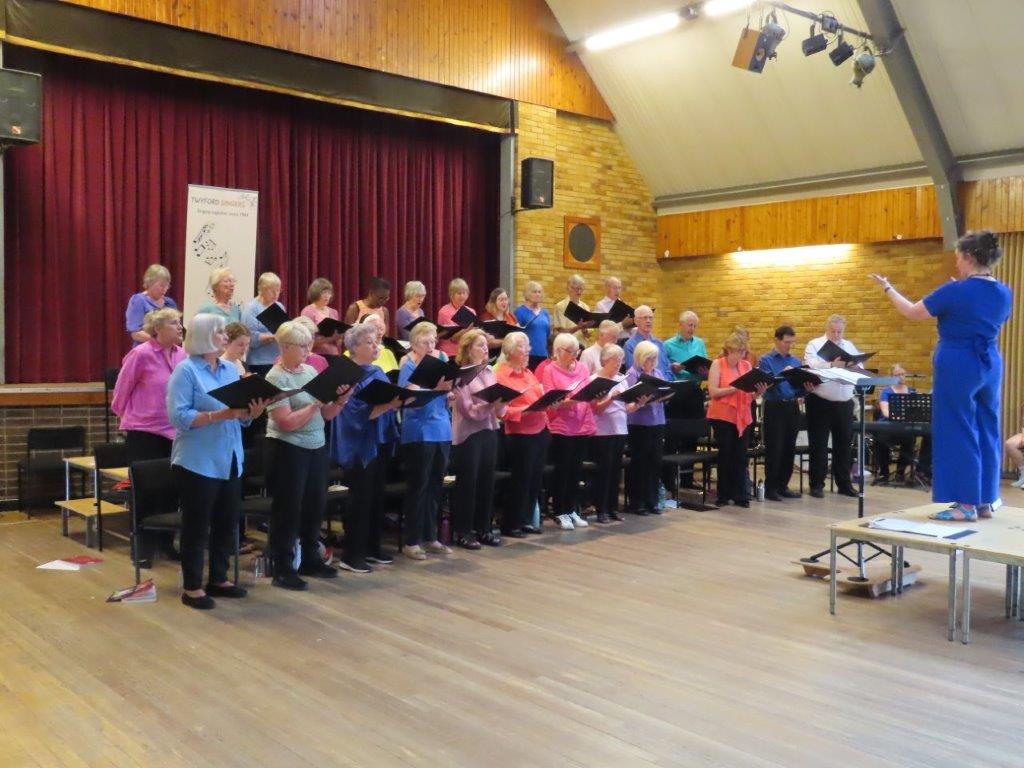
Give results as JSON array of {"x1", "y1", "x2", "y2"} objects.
[
  {"x1": 0, "y1": 69, "x2": 42, "y2": 145},
  {"x1": 521, "y1": 157, "x2": 553, "y2": 209}
]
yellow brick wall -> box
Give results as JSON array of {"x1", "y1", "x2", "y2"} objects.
[
  {"x1": 658, "y1": 240, "x2": 955, "y2": 382},
  {"x1": 512, "y1": 103, "x2": 659, "y2": 313}
]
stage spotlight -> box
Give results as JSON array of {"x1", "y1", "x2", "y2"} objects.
[
  {"x1": 829, "y1": 35, "x2": 854, "y2": 66},
  {"x1": 851, "y1": 48, "x2": 876, "y2": 87},
  {"x1": 801, "y1": 24, "x2": 828, "y2": 56},
  {"x1": 761, "y1": 12, "x2": 786, "y2": 60}
]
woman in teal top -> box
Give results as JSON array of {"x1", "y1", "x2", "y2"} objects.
[
  {"x1": 264, "y1": 321, "x2": 352, "y2": 591},
  {"x1": 195, "y1": 267, "x2": 242, "y2": 323},
  {"x1": 397, "y1": 321, "x2": 454, "y2": 559},
  {"x1": 872, "y1": 230, "x2": 1013, "y2": 521}
]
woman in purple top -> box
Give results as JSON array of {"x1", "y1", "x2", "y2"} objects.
[
  {"x1": 111, "y1": 306, "x2": 187, "y2": 562},
  {"x1": 125, "y1": 264, "x2": 178, "y2": 346},
  {"x1": 451, "y1": 329, "x2": 509, "y2": 547},
  {"x1": 625, "y1": 340, "x2": 669, "y2": 516},
  {"x1": 395, "y1": 280, "x2": 427, "y2": 341}
]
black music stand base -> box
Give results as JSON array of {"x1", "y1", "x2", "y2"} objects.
[{"x1": 801, "y1": 381, "x2": 900, "y2": 581}]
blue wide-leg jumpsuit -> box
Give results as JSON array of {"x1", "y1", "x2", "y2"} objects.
[{"x1": 923, "y1": 277, "x2": 1012, "y2": 506}]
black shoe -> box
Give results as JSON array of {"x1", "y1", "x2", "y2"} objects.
[
  {"x1": 455, "y1": 535, "x2": 482, "y2": 550},
  {"x1": 521, "y1": 525, "x2": 543, "y2": 535},
  {"x1": 838, "y1": 488, "x2": 858, "y2": 498},
  {"x1": 764, "y1": 491, "x2": 783, "y2": 502},
  {"x1": 780, "y1": 489, "x2": 801, "y2": 499},
  {"x1": 608, "y1": 511, "x2": 625, "y2": 522},
  {"x1": 298, "y1": 562, "x2": 338, "y2": 579},
  {"x1": 501, "y1": 528, "x2": 528, "y2": 538},
  {"x1": 182, "y1": 593, "x2": 215, "y2": 610},
  {"x1": 205, "y1": 583, "x2": 248, "y2": 599},
  {"x1": 735, "y1": 499, "x2": 751, "y2": 508},
  {"x1": 272, "y1": 573, "x2": 309, "y2": 591},
  {"x1": 134, "y1": 558, "x2": 153, "y2": 570},
  {"x1": 366, "y1": 553, "x2": 394, "y2": 565},
  {"x1": 337, "y1": 559, "x2": 372, "y2": 574},
  {"x1": 479, "y1": 532, "x2": 503, "y2": 547},
  {"x1": 595, "y1": 513, "x2": 610, "y2": 524},
  {"x1": 630, "y1": 508, "x2": 649, "y2": 516},
  {"x1": 810, "y1": 488, "x2": 825, "y2": 499}
]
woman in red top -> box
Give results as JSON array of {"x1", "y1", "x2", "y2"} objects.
[
  {"x1": 706, "y1": 333, "x2": 768, "y2": 507},
  {"x1": 495, "y1": 331, "x2": 548, "y2": 535}
]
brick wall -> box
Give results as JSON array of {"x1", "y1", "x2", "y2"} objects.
[
  {"x1": 513, "y1": 103, "x2": 660, "y2": 322},
  {"x1": 658, "y1": 240, "x2": 954, "y2": 377},
  {"x1": 0, "y1": 406, "x2": 115, "y2": 506}
]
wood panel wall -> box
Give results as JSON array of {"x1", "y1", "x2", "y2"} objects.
[
  {"x1": 995, "y1": 232, "x2": 1024, "y2": 471},
  {"x1": 58, "y1": 0, "x2": 613, "y2": 120},
  {"x1": 658, "y1": 177, "x2": 1024, "y2": 257}
]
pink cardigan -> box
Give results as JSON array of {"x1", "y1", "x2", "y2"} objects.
[{"x1": 540, "y1": 361, "x2": 595, "y2": 437}]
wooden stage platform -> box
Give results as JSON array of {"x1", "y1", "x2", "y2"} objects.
[{"x1": 1, "y1": 483, "x2": 1022, "y2": 767}]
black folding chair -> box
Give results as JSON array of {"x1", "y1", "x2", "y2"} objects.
[
  {"x1": 92, "y1": 441, "x2": 129, "y2": 552},
  {"x1": 661, "y1": 418, "x2": 718, "y2": 506},
  {"x1": 103, "y1": 367, "x2": 120, "y2": 442},
  {"x1": 18, "y1": 426, "x2": 87, "y2": 515}
]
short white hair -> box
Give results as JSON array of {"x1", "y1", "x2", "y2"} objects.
[
  {"x1": 184, "y1": 313, "x2": 226, "y2": 356},
  {"x1": 523, "y1": 280, "x2": 543, "y2": 300},
  {"x1": 600, "y1": 344, "x2": 625, "y2": 363},
  {"x1": 142, "y1": 264, "x2": 171, "y2": 289},
  {"x1": 360, "y1": 313, "x2": 386, "y2": 331},
  {"x1": 404, "y1": 280, "x2": 427, "y2": 301},
  {"x1": 552, "y1": 333, "x2": 579, "y2": 354},
  {"x1": 597, "y1": 319, "x2": 620, "y2": 336},
  {"x1": 143, "y1": 307, "x2": 182, "y2": 336},
  {"x1": 567, "y1": 274, "x2": 585, "y2": 289},
  {"x1": 275, "y1": 320, "x2": 312, "y2": 347},
  {"x1": 827, "y1": 314, "x2": 847, "y2": 328},
  {"x1": 633, "y1": 340, "x2": 659, "y2": 367},
  {"x1": 409, "y1": 321, "x2": 437, "y2": 345},
  {"x1": 208, "y1": 267, "x2": 235, "y2": 290},
  {"x1": 344, "y1": 322, "x2": 377, "y2": 351},
  {"x1": 257, "y1": 272, "x2": 281, "y2": 292},
  {"x1": 604, "y1": 276, "x2": 621, "y2": 289},
  {"x1": 679, "y1": 310, "x2": 698, "y2": 323},
  {"x1": 501, "y1": 331, "x2": 529, "y2": 358},
  {"x1": 634, "y1": 304, "x2": 654, "y2": 320}
]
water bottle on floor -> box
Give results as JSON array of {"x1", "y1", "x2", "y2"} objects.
[{"x1": 756, "y1": 480, "x2": 765, "y2": 502}]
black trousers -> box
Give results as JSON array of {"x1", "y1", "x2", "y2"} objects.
[
  {"x1": 504, "y1": 430, "x2": 550, "y2": 529},
  {"x1": 872, "y1": 430, "x2": 917, "y2": 479},
  {"x1": 342, "y1": 453, "x2": 387, "y2": 566},
  {"x1": 401, "y1": 441, "x2": 450, "y2": 547},
  {"x1": 763, "y1": 400, "x2": 800, "y2": 494},
  {"x1": 805, "y1": 394, "x2": 854, "y2": 492},
  {"x1": 591, "y1": 434, "x2": 626, "y2": 517},
  {"x1": 710, "y1": 419, "x2": 752, "y2": 503},
  {"x1": 174, "y1": 460, "x2": 240, "y2": 591},
  {"x1": 628, "y1": 424, "x2": 664, "y2": 512},
  {"x1": 126, "y1": 431, "x2": 175, "y2": 558},
  {"x1": 265, "y1": 438, "x2": 329, "y2": 575},
  {"x1": 663, "y1": 387, "x2": 705, "y2": 490},
  {"x1": 452, "y1": 429, "x2": 499, "y2": 537},
  {"x1": 548, "y1": 434, "x2": 588, "y2": 516}
]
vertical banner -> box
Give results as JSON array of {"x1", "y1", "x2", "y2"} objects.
[{"x1": 183, "y1": 184, "x2": 259, "y2": 324}]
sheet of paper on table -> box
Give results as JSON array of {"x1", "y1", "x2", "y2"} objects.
[{"x1": 867, "y1": 517, "x2": 975, "y2": 539}]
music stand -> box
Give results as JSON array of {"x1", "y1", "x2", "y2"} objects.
[
  {"x1": 801, "y1": 375, "x2": 901, "y2": 582},
  {"x1": 889, "y1": 393, "x2": 932, "y2": 489}
]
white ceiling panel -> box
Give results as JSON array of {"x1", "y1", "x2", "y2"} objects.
[
  {"x1": 546, "y1": 0, "x2": 923, "y2": 198},
  {"x1": 893, "y1": 0, "x2": 1024, "y2": 158}
]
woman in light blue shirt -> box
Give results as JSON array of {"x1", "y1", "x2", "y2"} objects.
[
  {"x1": 241, "y1": 271, "x2": 285, "y2": 375},
  {"x1": 166, "y1": 313, "x2": 267, "y2": 610}
]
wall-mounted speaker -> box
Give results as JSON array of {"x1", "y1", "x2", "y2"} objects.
[
  {"x1": 563, "y1": 216, "x2": 601, "y2": 271},
  {"x1": 0, "y1": 69, "x2": 42, "y2": 145},
  {"x1": 731, "y1": 27, "x2": 770, "y2": 73},
  {"x1": 521, "y1": 157, "x2": 553, "y2": 209}
]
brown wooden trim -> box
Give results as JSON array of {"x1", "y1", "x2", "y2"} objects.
[{"x1": 0, "y1": 383, "x2": 105, "y2": 407}]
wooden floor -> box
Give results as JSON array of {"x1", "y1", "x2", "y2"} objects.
[{"x1": 2, "y1": 484, "x2": 1023, "y2": 768}]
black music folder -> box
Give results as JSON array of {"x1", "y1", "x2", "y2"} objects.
[
  {"x1": 614, "y1": 382, "x2": 660, "y2": 403},
  {"x1": 472, "y1": 382, "x2": 522, "y2": 403},
  {"x1": 451, "y1": 305, "x2": 477, "y2": 328},
  {"x1": 479, "y1": 319, "x2": 522, "y2": 339},
  {"x1": 681, "y1": 355, "x2": 713, "y2": 378},
  {"x1": 407, "y1": 356, "x2": 484, "y2": 389},
  {"x1": 816, "y1": 339, "x2": 876, "y2": 366},
  {"x1": 385, "y1": 368, "x2": 401, "y2": 384},
  {"x1": 207, "y1": 375, "x2": 284, "y2": 409},
  {"x1": 354, "y1": 379, "x2": 446, "y2": 408},
  {"x1": 381, "y1": 336, "x2": 408, "y2": 361},
  {"x1": 316, "y1": 317, "x2": 351, "y2": 338},
  {"x1": 524, "y1": 388, "x2": 573, "y2": 412},
  {"x1": 779, "y1": 366, "x2": 823, "y2": 387},
  {"x1": 606, "y1": 299, "x2": 635, "y2": 323},
  {"x1": 302, "y1": 357, "x2": 369, "y2": 402},
  {"x1": 730, "y1": 368, "x2": 777, "y2": 393},
  {"x1": 570, "y1": 376, "x2": 619, "y2": 402},
  {"x1": 640, "y1": 373, "x2": 695, "y2": 400},
  {"x1": 403, "y1": 316, "x2": 434, "y2": 333},
  {"x1": 563, "y1": 302, "x2": 609, "y2": 326},
  {"x1": 254, "y1": 302, "x2": 289, "y2": 334}
]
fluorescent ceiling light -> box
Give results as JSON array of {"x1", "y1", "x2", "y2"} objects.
[
  {"x1": 583, "y1": 12, "x2": 682, "y2": 52},
  {"x1": 731, "y1": 244, "x2": 854, "y2": 268},
  {"x1": 703, "y1": 0, "x2": 755, "y2": 18}
]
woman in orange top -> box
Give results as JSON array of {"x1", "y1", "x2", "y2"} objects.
[
  {"x1": 495, "y1": 331, "x2": 549, "y2": 535},
  {"x1": 707, "y1": 333, "x2": 768, "y2": 508}
]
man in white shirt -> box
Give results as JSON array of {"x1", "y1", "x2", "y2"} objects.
[
  {"x1": 803, "y1": 314, "x2": 860, "y2": 499},
  {"x1": 593, "y1": 276, "x2": 634, "y2": 342}
]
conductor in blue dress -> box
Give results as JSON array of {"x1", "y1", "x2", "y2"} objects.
[{"x1": 870, "y1": 230, "x2": 1012, "y2": 522}]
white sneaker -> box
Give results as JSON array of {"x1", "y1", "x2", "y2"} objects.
[
  {"x1": 568, "y1": 511, "x2": 589, "y2": 528},
  {"x1": 557, "y1": 514, "x2": 575, "y2": 530},
  {"x1": 1011, "y1": 471, "x2": 1024, "y2": 488}
]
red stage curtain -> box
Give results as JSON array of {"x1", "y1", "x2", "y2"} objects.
[{"x1": 3, "y1": 49, "x2": 500, "y2": 383}]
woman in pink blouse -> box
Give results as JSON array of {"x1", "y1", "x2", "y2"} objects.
[
  {"x1": 540, "y1": 333, "x2": 596, "y2": 531},
  {"x1": 436, "y1": 277, "x2": 475, "y2": 358},
  {"x1": 302, "y1": 277, "x2": 343, "y2": 356},
  {"x1": 451, "y1": 329, "x2": 510, "y2": 547},
  {"x1": 110, "y1": 307, "x2": 187, "y2": 563}
]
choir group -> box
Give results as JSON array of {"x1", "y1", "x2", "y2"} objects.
[{"x1": 114, "y1": 241, "x2": 1003, "y2": 608}]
